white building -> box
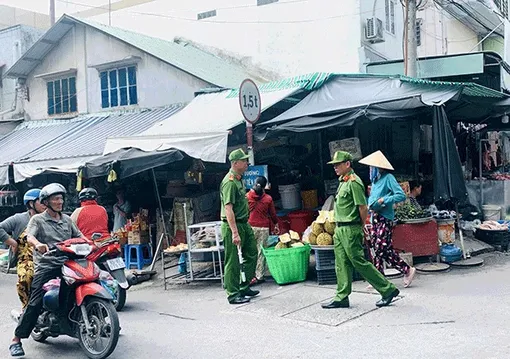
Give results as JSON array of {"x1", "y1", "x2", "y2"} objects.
[
  {"x1": 62, "y1": 0, "x2": 507, "y2": 77},
  {"x1": 48, "y1": 0, "x2": 406, "y2": 76},
  {"x1": 4, "y1": 14, "x2": 270, "y2": 122},
  {"x1": 0, "y1": 25, "x2": 44, "y2": 133}
]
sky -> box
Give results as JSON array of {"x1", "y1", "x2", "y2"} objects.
[{"x1": 0, "y1": 0, "x2": 266, "y2": 17}]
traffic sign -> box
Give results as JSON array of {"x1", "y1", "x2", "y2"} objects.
[{"x1": 239, "y1": 79, "x2": 261, "y2": 124}]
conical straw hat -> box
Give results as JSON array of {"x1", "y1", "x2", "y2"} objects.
[{"x1": 358, "y1": 150, "x2": 394, "y2": 170}]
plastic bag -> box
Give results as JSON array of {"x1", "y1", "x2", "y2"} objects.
[
  {"x1": 99, "y1": 270, "x2": 118, "y2": 297},
  {"x1": 302, "y1": 226, "x2": 312, "y2": 244},
  {"x1": 42, "y1": 278, "x2": 61, "y2": 292}
]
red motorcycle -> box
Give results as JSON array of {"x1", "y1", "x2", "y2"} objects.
[
  {"x1": 31, "y1": 238, "x2": 120, "y2": 359},
  {"x1": 87, "y1": 234, "x2": 129, "y2": 311}
]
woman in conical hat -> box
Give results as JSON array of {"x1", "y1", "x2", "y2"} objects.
[{"x1": 359, "y1": 150, "x2": 416, "y2": 288}]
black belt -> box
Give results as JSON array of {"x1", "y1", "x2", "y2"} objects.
[
  {"x1": 336, "y1": 221, "x2": 360, "y2": 227},
  {"x1": 222, "y1": 219, "x2": 248, "y2": 224}
]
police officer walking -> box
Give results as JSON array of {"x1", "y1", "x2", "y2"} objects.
[
  {"x1": 321, "y1": 151, "x2": 400, "y2": 309},
  {"x1": 220, "y1": 149, "x2": 259, "y2": 304}
]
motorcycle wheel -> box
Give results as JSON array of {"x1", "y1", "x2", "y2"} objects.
[
  {"x1": 77, "y1": 298, "x2": 120, "y2": 359},
  {"x1": 31, "y1": 328, "x2": 48, "y2": 343},
  {"x1": 114, "y1": 287, "x2": 127, "y2": 312}
]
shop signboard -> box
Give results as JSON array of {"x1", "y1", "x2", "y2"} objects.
[
  {"x1": 329, "y1": 137, "x2": 362, "y2": 160},
  {"x1": 243, "y1": 165, "x2": 268, "y2": 189}
]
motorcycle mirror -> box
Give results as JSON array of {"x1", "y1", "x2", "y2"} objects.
[{"x1": 91, "y1": 233, "x2": 102, "y2": 240}]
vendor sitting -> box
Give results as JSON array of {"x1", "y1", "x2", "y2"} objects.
[{"x1": 409, "y1": 181, "x2": 422, "y2": 209}]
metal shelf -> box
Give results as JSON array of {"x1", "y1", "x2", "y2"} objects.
[{"x1": 162, "y1": 206, "x2": 224, "y2": 289}]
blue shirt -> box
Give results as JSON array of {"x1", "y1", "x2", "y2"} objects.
[{"x1": 368, "y1": 173, "x2": 406, "y2": 221}]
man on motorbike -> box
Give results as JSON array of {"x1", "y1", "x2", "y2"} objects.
[
  {"x1": 0, "y1": 189, "x2": 46, "y2": 321},
  {"x1": 71, "y1": 187, "x2": 110, "y2": 241},
  {"x1": 9, "y1": 183, "x2": 86, "y2": 357}
]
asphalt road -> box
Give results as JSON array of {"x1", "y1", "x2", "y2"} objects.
[{"x1": 1, "y1": 252, "x2": 509, "y2": 359}]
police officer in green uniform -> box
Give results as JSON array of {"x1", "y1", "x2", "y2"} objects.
[
  {"x1": 220, "y1": 148, "x2": 259, "y2": 304},
  {"x1": 321, "y1": 151, "x2": 400, "y2": 309}
]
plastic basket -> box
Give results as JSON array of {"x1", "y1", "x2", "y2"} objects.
[
  {"x1": 317, "y1": 269, "x2": 337, "y2": 285},
  {"x1": 316, "y1": 268, "x2": 363, "y2": 285},
  {"x1": 313, "y1": 247, "x2": 336, "y2": 270},
  {"x1": 262, "y1": 244, "x2": 311, "y2": 285}
]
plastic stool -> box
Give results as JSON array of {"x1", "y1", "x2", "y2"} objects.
[{"x1": 124, "y1": 244, "x2": 152, "y2": 270}]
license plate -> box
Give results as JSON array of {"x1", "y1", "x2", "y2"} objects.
[{"x1": 106, "y1": 258, "x2": 125, "y2": 271}]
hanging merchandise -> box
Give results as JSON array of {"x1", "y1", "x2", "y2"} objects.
[
  {"x1": 0, "y1": 185, "x2": 19, "y2": 207},
  {"x1": 185, "y1": 159, "x2": 205, "y2": 185}
]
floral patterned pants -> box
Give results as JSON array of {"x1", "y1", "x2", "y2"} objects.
[
  {"x1": 16, "y1": 237, "x2": 34, "y2": 310},
  {"x1": 370, "y1": 213, "x2": 410, "y2": 275}
]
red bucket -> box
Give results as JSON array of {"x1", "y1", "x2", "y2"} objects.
[
  {"x1": 277, "y1": 215, "x2": 290, "y2": 234},
  {"x1": 288, "y1": 210, "x2": 315, "y2": 234}
]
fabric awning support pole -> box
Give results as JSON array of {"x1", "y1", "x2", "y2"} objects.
[
  {"x1": 318, "y1": 131, "x2": 324, "y2": 181},
  {"x1": 150, "y1": 168, "x2": 170, "y2": 271},
  {"x1": 432, "y1": 105, "x2": 468, "y2": 259}
]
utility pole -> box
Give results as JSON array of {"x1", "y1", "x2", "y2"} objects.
[
  {"x1": 50, "y1": 0, "x2": 56, "y2": 26},
  {"x1": 109, "y1": 0, "x2": 112, "y2": 26},
  {"x1": 404, "y1": 0, "x2": 418, "y2": 77}
]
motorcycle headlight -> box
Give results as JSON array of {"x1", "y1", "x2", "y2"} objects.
[{"x1": 70, "y1": 244, "x2": 92, "y2": 256}]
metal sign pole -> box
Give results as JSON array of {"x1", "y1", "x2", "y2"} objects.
[
  {"x1": 239, "y1": 78, "x2": 261, "y2": 167},
  {"x1": 246, "y1": 122, "x2": 255, "y2": 165}
]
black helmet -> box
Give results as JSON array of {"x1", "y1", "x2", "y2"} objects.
[
  {"x1": 79, "y1": 188, "x2": 98, "y2": 202},
  {"x1": 39, "y1": 183, "x2": 66, "y2": 203}
]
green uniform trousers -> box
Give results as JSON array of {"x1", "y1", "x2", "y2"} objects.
[
  {"x1": 333, "y1": 225, "x2": 396, "y2": 301},
  {"x1": 221, "y1": 222, "x2": 257, "y2": 300}
]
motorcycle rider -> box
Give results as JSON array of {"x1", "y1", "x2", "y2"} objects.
[
  {"x1": 9, "y1": 183, "x2": 85, "y2": 357},
  {"x1": 71, "y1": 187, "x2": 110, "y2": 241},
  {"x1": 0, "y1": 189, "x2": 46, "y2": 320}
]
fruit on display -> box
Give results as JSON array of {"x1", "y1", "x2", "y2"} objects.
[
  {"x1": 324, "y1": 220, "x2": 336, "y2": 235},
  {"x1": 290, "y1": 242, "x2": 305, "y2": 248},
  {"x1": 316, "y1": 233, "x2": 333, "y2": 246},
  {"x1": 312, "y1": 222, "x2": 324, "y2": 235},
  {"x1": 279, "y1": 233, "x2": 292, "y2": 244},
  {"x1": 274, "y1": 230, "x2": 305, "y2": 250},
  {"x1": 308, "y1": 233, "x2": 317, "y2": 245},
  {"x1": 275, "y1": 242, "x2": 288, "y2": 250},
  {"x1": 303, "y1": 211, "x2": 336, "y2": 246}
]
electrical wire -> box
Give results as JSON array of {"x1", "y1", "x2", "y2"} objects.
[
  {"x1": 56, "y1": 0, "x2": 381, "y2": 24},
  {"x1": 59, "y1": 0, "x2": 311, "y2": 12},
  {"x1": 440, "y1": 0, "x2": 504, "y2": 38}
]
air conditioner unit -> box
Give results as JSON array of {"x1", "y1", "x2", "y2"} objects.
[{"x1": 365, "y1": 17, "x2": 384, "y2": 43}]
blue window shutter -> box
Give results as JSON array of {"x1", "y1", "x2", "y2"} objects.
[
  {"x1": 69, "y1": 77, "x2": 77, "y2": 112},
  {"x1": 47, "y1": 81, "x2": 54, "y2": 115},
  {"x1": 128, "y1": 67, "x2": 138, "y2": 105},
  {"x1": 128, "y1": 66, "x2": 136, "y2": 85},
  {"x1": 54, "y1": 80, "x2": 62, "y2": 114},
  {"x1": 119, "y1": 68, "x2": 128, "y2": 106},
  {"x1": 129, "y1": 85, "x2": 137, "y2": 105},
  {"x1": 109, "y1": 70, "x2": 118, "y2": 107},
  {"x1": 118, "y1": 68, "x2": 127, "y2": 87},
  {"x1": 62, "y1": 78, "x2": 69, "y2": 113},
  {"x1": 100, "y1": 71, "x2": 109, "y2": 108},
  {"x1": 100, "y1": 71, "x2": 108, "y2": 89}
]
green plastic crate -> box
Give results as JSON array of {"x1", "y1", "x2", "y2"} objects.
[{"x1": 262, "y1": 244, "x2": 311, "y2": 285}]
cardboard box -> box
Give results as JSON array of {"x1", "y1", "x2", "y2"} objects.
[{"x1": 128, "y1": 230, "x2": 149, "y2": 245}]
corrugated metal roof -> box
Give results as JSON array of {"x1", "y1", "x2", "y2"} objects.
[
  {"x1": 16, "y1": 105, "x2": 183, "y2": 164},
  {"x1": 0, "y1": 118, "x2": 88, "y2": 166},
  {"x1": 5, "y1": 14, "x2": 266, "y2": 88}
]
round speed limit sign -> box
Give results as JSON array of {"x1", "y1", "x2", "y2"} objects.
[{"x1": 239, "y1": 79, "x2": 261, "y2": 124}]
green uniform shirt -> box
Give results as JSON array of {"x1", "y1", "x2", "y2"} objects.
[
  {"x1": 220, "y1": 170, "x2": 249, "y2": 221},
  {"x1": 334, "y1": 170, "x2": 367, "y2": 223}
]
